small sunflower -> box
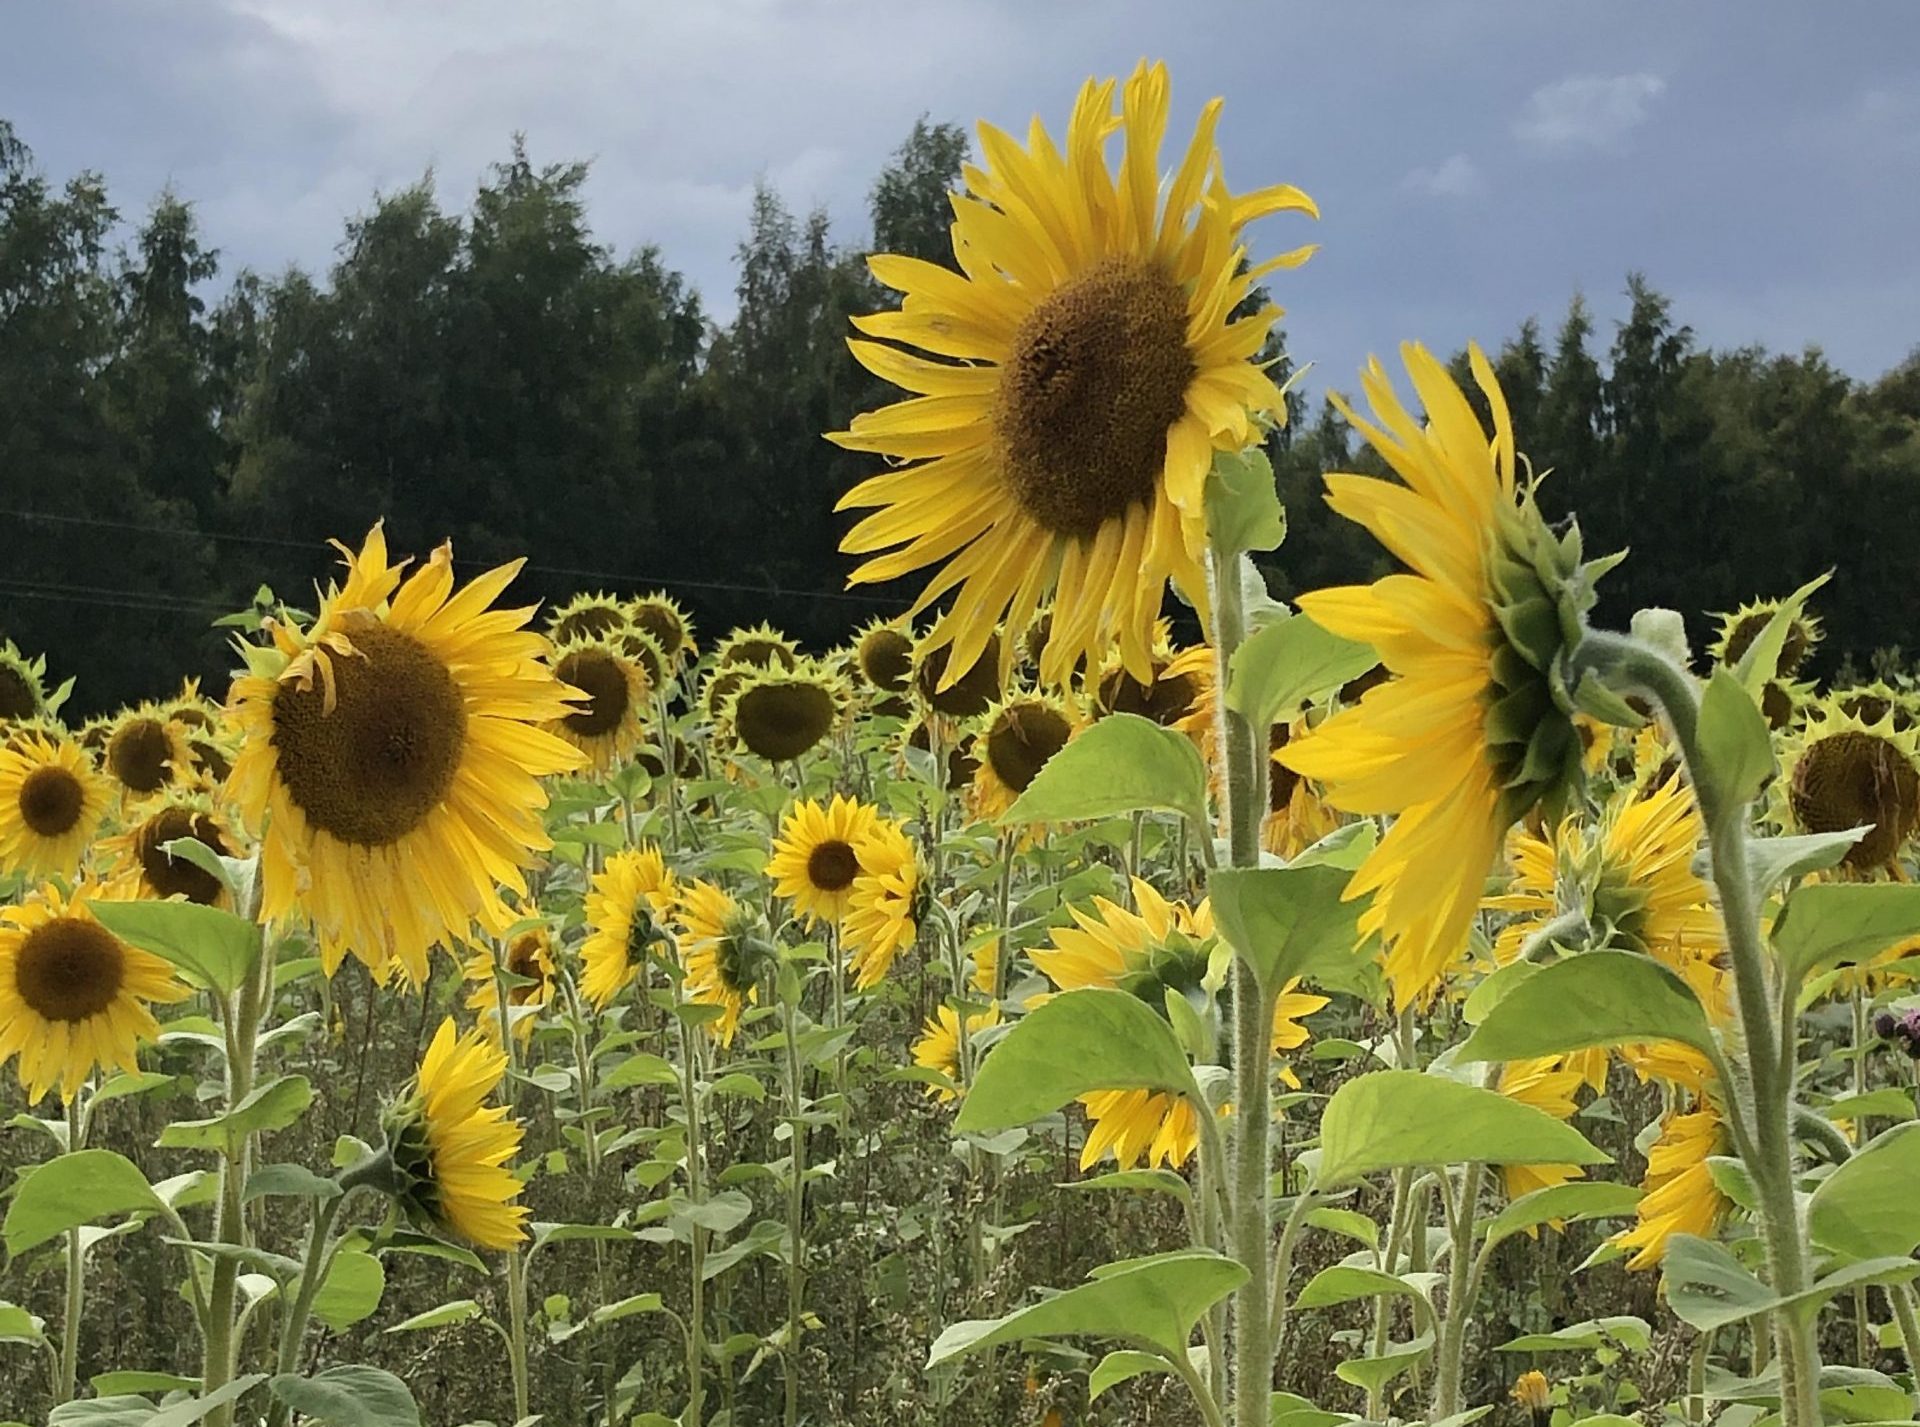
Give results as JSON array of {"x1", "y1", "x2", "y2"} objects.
[
  {"x1": 1779, "y1": 700, "x2": 1920, "y2": 875},
  {"x1": 1279, "y1": 344, "x2": 1610, "y2": 1008},
  {"x1": 0, "y1": 643, "x2": 52, "y2": 722},
  {"x1": 462, "y1": 924, "x2": 556, "y2": 1043},
  {"x1": 627, "y1": 593, "x2": 695, "y2": 664},
  {"x1": 382, "y1": 1018, "x2": 529, "y2": 1249},
  {"x1": 1512, "y1": 1370, "x2": 1552, "y2": 1427},
  {"x1": 843, "y1": 820, "x2": 923, "y2": 990},
  {"x1": 831, "y1": 61, "x2": 1317, "y2": 691},
  {"x1": 547, "y1": 592, "x2": 630, "y2": 647},
  {"x1": 1495, "y1": 1056, "x2": 1588, "y2": 1205},
  {"x1": 972, "y1": 695, "x2": 1076, "y2": 819},
  {"x1": 913, "y1": 635, "x2": 1002, "y2": 720},
  {"x1": 854, "y1": 621, "x2": 916, "y2": 697},
  {"x1": 726, "y1": 663, "x2": 848, "y2": 763},
  {"x1": 103, "y1": 705, "x2": 192, "y2": 801},
  {"x1": 0, "y1": 880, "x2": 189, "y2": 1103},
  {"x1": 613, "y1": 626, "x2": 670, "y2": 693},
  {"x1": 227, "y1": 526, "x2": 585, "y2": 985},
  {"x1": 100, "y1": 789, "x2": 237, "y2": 907},
  {"x1": 580, "y1": 845, "x2": 678, "y2": 1010},
  {"x1": 162, "y1": 678, "x2": 223, "y2": 734},
  {"x1": 1709, "y1": 597, "x2": 1821, "y2": 677},
  {"x1": 912, "y1": 1001, "x2": 1002, "y2": 1102},
  {"x1": 550, "y1": 641, "x2": 650, "y2": 772},
  {"x1": 0, "y1": 732, "x2": 110, "y2": 880},
  {"x1": 903, "y1": 716, "x2": 982, "y2": 792},
  {"x1": 1611, "y1": 1102, "x2": 1729, "y2": 1270},
  {"x1": 717, "y1": 624, "x2": 799, "y2": 672},
  {"x1": 1761, "y1": 676, "x2": 1816, "y2": 732},
  {"x1": 1092, "y1": 638, "x2": 1208, "y2": 728},
  {"x1": 676, "y1": 880, "x2": 773, "y2": 1047},
  {"x1": 768, "y1": 795, "x2": 879, "y2": 927}
]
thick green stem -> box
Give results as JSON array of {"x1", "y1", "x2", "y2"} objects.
[
  {"x1": 781, "y1": 994, "x2": 808, "y2": 1427},
  {"x1": 1890, "y1": 1283, "x2": 1920, "y2": 1409},
  {"x1": 676, "y1": 1004, "x2": 708, "y2": 1427},
  {"x1": 203, "y1": 937, "x2": 269, "y2": 1427},
  {"x1": 56, "y1": 1095, "x2": 85, "y2": 1404},
  {"x1": 1429, "y1": 1161, "x2": 1486, "y2": 1419},
  {"x1": 263, "y1": 1193, "x2": 346, "y2": 1427}
]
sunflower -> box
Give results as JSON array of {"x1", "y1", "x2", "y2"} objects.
[
  {"x1": 717, "y1": 624, "x2": 799, "y2": 672},
  {"x1": 1709, "y1": 596, "x2": 1821, "y2": 677},
  {"x1": 831, "y1": 61, "x2": 1317, "y2": 692},
  {"x1": 549, "y1": 641, "x2": 650, "y2": 771},
  {"x1": 843, "y1": 820, "x2": 923, "y2": 990},
  {"x1": 614, "y1": 626, "x2": 670, "y2": 693},
  {"x1": 972, "y1": 695, "x2": 1076, "y2": 818},
  {"x1": 726, "y1": 663, "x2": 847, "y2": 763},
  {"x1": 769, "y1": 795, "x2": 879, "y2": 927},
  {"x1": 904, "y1": 716, "x2": 983, "y2": 792},
  {"x1": 1611, "y1": 1103, "x2": 1729, "y2": 1270},
  {"x1": 0, "y1": 643, "x2": 52, "y2": 722},
  {"x1": 1092, "y1": 636, "x2": 1209, "y2": 728},
  {"x1": 100, "y1": 789, "x2": 237, "y2": 907},
  {"x1": 1835, "y1": 680, "x2": 1919, "y2": 734},
  {"x1": 580, "y1": 844, "x2": 678, "y2": 1010},
  {"x1": 162, "y1": 678, "x2": 222, "y2": 733},
  {"x1": 912, "y1": 1001, "x2": 1002, "y2": 1102},
  {"x1": 675, "y1": 880, "x2": 773, "y2": 1048},
  {"x1": 913, "y1": 635, "x2": 1002, "y2": 720},
  {"x1": 854, "y1": 621, "x2": 916, "y2": 697},
  {"x1": 226, "y1": 526, "x2": 586, "y2": 985},
  {"x1": 1278, "y1": 344, "x2": 1608, "y2": 1008},
  {"x1": 382, "y1": 1018, "x2": 528, "y2": 1250},
  {"x1": 461, "y1": 923, "x2": 556, "y2": 1043},
  {"x1": 627, "y1": 593, "x2": 696, "y2": 664},
  {"x1": 547, "y1": 592, "x2": 629, "y2": 647},
  {"x1": 0, "y1": 880, "x2": 189, "y2": 1103},
  {"x1": 1495, "y1": 1056, "x2": 1588, "y2": 1205},
  {"x1": 1761, "y1": 676, "x2": 1816, "y2": 732},
  {"x1": 1264, "y1": 724, "x2": 1340, "y2": 858},
  {"x1": 0, "y1": 732, "x2": 110, "y2": 880},
  {"x1": 702, "y1": 664, "x2": 753, "y2": 735},
  {"x1": 103, "y1": 705, "x2": 192, "y2": 801},
  {"x1": 1779, "y1": 700, "x2": 1920, "y2": 875},
  {"x1": 1512, "y1": 1370, "x2": 1553, "y2": 1427}
]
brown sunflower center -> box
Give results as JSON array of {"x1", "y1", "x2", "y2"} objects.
[
  {"x1": 915, "y1": 635, "x2": 1002, "y2": 719},
  {"x1": 18, "y1": 765, "x2": 84, "y2": 837},
  {"x1": 553, "y1": 605, "x2": 625, "y2": 644},
  {"x1": 134, "y1": 806, "x2": 231, "y2": 905},
  {"x1": 270, "y1": 618, "x2": 468, "y2": 847},
  {"x1": 806, "y1": 839, "x2": 859, "y2": 893},
  {"x1": 1725, "y1": 613, "x2": 1811, "y2": 676},
  {"x1": 107, "y1": 718, "x2": 176, "y2": 794},
  {"x1": 995, "y1": 257, "x2": 1196, "y2": 539},
  {"x1": 733, "y1": 681, "x2": 837, "y2": 762},
  {"x1": 630, "y1": 603, "x2": 685, "y2": 658},
  {"x1": 1098, "y1": 664, "x2": 1201, "y2": 726},
  {"x1": 556, "y1": 649, "x2": 632, "y2": 737},
  {"x1": 1790, "y1": 730, "x2": 1920, "y2": 870},
  {"x1": 15, "y1": 916, "x2": 125, "y2": 1022},
  {"x1": 987, "y1": 704, "x2": 1073, "y2": 794},
  {"x1": 0, "y1": 665, "x2": 36, "y2": 719},
  {"x1": 857, "y1": 629, "x2": 915, "y2": 694}
]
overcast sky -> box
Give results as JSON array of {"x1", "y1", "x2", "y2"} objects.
[{"x1": 5, "y1": 1, "x2": 1917, "y2": 395}]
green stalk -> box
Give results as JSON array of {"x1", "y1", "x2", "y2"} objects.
[
  {"x1": 203, "y1": 929, "x2": 270, "y2": 1427},
  {"x1": 780, "y1": 992, "x2": 808, "y2": 1427},
  {"x1": 56, "y1": 1094, "x2": 85, "y2": 1404},
  {"x1": 489, "y1": 938, "x2": 534, "y2": 1424},
  {"x1": 676, "y1": 997, "x2": 708, "y2": 1427},
  {"x1": 1428, "y1": 1160, "x2": 1487, "y2": 1419},
  {"x1": 262, "y1": 1193, "x2": 346, "y2": 1427},
  {"x1": 1889, "y1": 1283, "x2": 1920, "y2": 1410}
]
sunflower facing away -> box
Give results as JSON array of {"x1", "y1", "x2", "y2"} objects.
[
  {"x1": 717, "y1": 624, "x2": 800, "y2": 672},
  {"x1": 0, "y1": 880, "x2": 189, "y2": 1103},
  {"x1": 676, "y1": 879, "x2": 773, "y2": 1047},
  {"x1": 831, "y1": 60, "x2": 1318, "y2": 692},
  {"x1": 0, "y1": 731, "x2": 110, "y2": 880},
  {"x1": 1279, "y1": 344, "x2": 1610, "y2": 1007},
  {"x1": 842, "y1": 819, "x2": 924, "y2": 990},
  {"x1": 854, "y1": 621, "x2": 916, "y2": 698},
  {"x1": 580, "y1": 844, "x2": 678, "y2": 1010},
  {"x1": 227, "y1": 526, "x2": 585, "y2": 984},
  {"x1": 769, "y1": 795, "x2": 879, "y2": 927},
  {"x1": 462, "y1": 923, "x2": 557, "y2": 1043},
  {"x1": 100, "y1": 788, "x2": 237, "y2": 907},
  {"x1": 1779, "y1": 699, "x2": 1920, "y2": 875},
  {"x1": 549, "y1": 641, "x2": 650, "y2": 772},
  {"x1": 382, "y1": 1018, "x2": 528, "y2": 1250}
]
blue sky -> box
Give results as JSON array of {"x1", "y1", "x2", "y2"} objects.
[{"x1": 5, "y1": 1, "x2": 1917, "y2": 395}]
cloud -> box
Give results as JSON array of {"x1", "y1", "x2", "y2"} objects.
[
  {"x1": 1402, "y1": 153, "x2": 1484, "y2": 199},
  {"x1": 1515, "y1": 73, "x2": 1666, "y2": 152}
]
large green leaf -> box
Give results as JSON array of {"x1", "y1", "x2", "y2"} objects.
[
  {"x1": 1455, "y1": 951, "x2": 1716, "y2": 1062},
  {"x1": 1772, "y1": 883, "x2": 1920, "y2": 988},
  {"x1": 1810, "y1": 1122, "x2": 1920, "y2": 1261},
  {"x1": 1747, "y1": 830, "x2": 1870, "y2": 896},
  {"x1": 1333, "y1": 1330, "x2": 1433, "y2": 1396},
  {"x1": 1664, "y1": 1233, "x2": 1920, "y2": 1331},
  {"x1": 148, "y1": 1377, "x2": 269, "y2": 1427},
  {"x1": 1315, "y1": 1071, "x2": 1610, "y2": 1187},
  {"x1": 1695, "y1": 669, "x2": 1774, "y2": 810},
  {"x1": 268, "y1": 1366, "x2": 421, "y2": 1427},
  {"x1": 385, "y1": 1299, "x2": 487, "y2": 1334},
  {"x1": 1206, "y1": 448, "x2": 1287, "y2": 555},
  {"x1": 0, "y1": 1300, "x2": 45, "y2": 1344},
  {"x1": 1226, "y1": 613, "x2": 1378, "y2": 734},
  {"x1": 1001, "y1": 714, "x2": 1209, "y2": 830},
  {"x1": 1207, "y1": 864, "x2": 1365, "y2": 998},
  {"x1": 1291, "y1": 1264, "x2": 1427, "y2": 1311},
  {"x1": 1497, "y1": 1316, "x2": 1651, "y2": 1353},
  {"x1": 4, "y1": 1149, "x2": 168, "y2": 1254},
  {"x1": 158, "y1": 1075, "x2": 314, "y2": 1150},
  {"x1": 87, "y1": 898, "x2": 261, "y2": 997},
  {"x1": 1481, "y1": 1181, "x2": 1643, "y2": 1249},
  {"x1": 311, "y1": 1248, "x2": 385, "y2": 1331},
  {"x1": 954, "y1": 989, "x2": 1202, "y2": 1136},
  {"x1": 928, "y1": 1250, "x2": 1245, "y2": 1366}
]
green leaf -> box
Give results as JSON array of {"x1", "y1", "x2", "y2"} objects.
[
  {"x1": 1810, "y1": 1122, "x2": 1920, "y2": 1261},
  {"x1": 1772, "y1": 883, "x2": 1920, "y2": 988},
  {"x1": 1664, "y1": 1233, "x2": 1920, "y2": 1330},
  {"x1": 1062, "y1": 1169, "x2": 1194, "y2": 1207},
  {"x1": 1268, "y1": 1392, "x2": 1348, "y2": 1427},
  {"x1": 1747, "y1": 830, "x2": 1870, "y2": 896},
  {"x1": 49, "y1": 1402, "x2": 163, "y2": 1427},
  {"x1": 243, "y1": 1163, "x2": 341, "y2": 1205},
  {"x1": 1227, "y1": 613, "x2": 1378, "y2": 734},
  {"x1": 1291, "y1": 1265, "x2": 1425, "y2": 1311},
  {"x1": 1497, "y1": 1316, "x2": 1652, "y2": 1353},
  {"x1": 1206, "y1": 447, "x2": 1286, "y2": 555},
  {"x1": 157, "y1": 1075, "x2": 313, "y2": 1150},
  {"x1": 88, "y1": 1070, "x2": 177, "y2": 1108},
  {"x1": 954, "y1": 988, "x2": 1203, "y2": 1136},
  {"x1": 89, "y1": 1372, "x2": 198, "y2": 1397},
  {"x1": 1089, "y1": 1349, "x2": 1172, "y2": 1401},
  {"x1": 1482, "y1": 1181, "x2": 1643, "y2": 1249},
  {"x1": 0, "y1": 1300, "x2": 45, "y2": 1344},
  {"x1": 600, "y1": 1052, "x2": 679, "y2": 1090},
  {"x1": 385, "y1": 1300, "x2": 487, "y2": 1334},
  {"x1": 1455, "y1": 951, "x2": 1717, "y2": 1062},
  {"x1": 1315, "y1": 1071, "x2": 1609, "y2": 1188},
  {"x1": 928, "y1": 1250, "x2": 1245, "y2": 1367},
  {"x1": 269, "y1": 1366, "x2": 421, "y2": 1427},
  {"x1": 1001, "y1": 714, "x2": 1209, "y2": 831},
  {"x1": 4, "y1": 1149, "x2": 167, "y2": 1254},
  {"x1": 87, "y1": 898, "x2": 261, "y2": 997},
  {"x1": 1207, "y1": 864, "x2": 1364, "y2": 998},
  {"x1": 1731, "y1": 572, "x2": 1829, "y2": 691},
  {"x1": 1333, "y1": 1330, "x2": 1433, "y2": 1396},
  {"x1": 1695, "y1": 668, "x2": 1774, "y2": 810},
  {"x1": 1302, "y1": 1206, "x2": 1378, "y2": 1250},
  {"x1": 311, "y1": 1249, "x2": 385, "y2": 1331}
]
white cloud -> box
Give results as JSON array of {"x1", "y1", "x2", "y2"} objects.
[
  {"x1": 1515, "y1": 73, "x2": 1666, "y2": 152},
  {"x1": 1402, "y1": 153, "x2": 1484, "y2": 199}
]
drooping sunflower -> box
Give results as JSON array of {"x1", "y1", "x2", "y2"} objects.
[
  {"x1": 675, "y1": 879, "x2": 773, "y2": 1047},
  {"x1": 1279, "y1": 344, "x2": 1611, "y2": 1008},
  {"x1": 972, "y1": 695, "x2": 1076, "y2": 819},
  {"x1": 1612, "y1": 1103, "x2": 1729, "y2": 1270},
  {"x1": 903, "y1": 715, "x2": 982, "y2": 792},
  {"x1": 382, "y1": 1018, "x2": 529, "y2": 1250},
  {"x1": 1835, "y1": 680, "x2": 1919, "y2": 734},
  {"x1": 461, "y1": 923, "x2": 556, "y2": 1043},
  {"x1": 1779, "y1": 700, "x2": 1920, "y2": 875},
  {"x1": 717, "y1": 624, "x2": 799, "y2": 672},
  {"x1": 912, "y1": 1001, "x2": 1002, "y2": 1103},
  {"x1": 627, "y1": 593, "x2": 696, "y2": 664},
  {"x1": 103, "y1": 705, "x2": 192, "y2": 801},
  {"x1": 0, "y1": 880, "x2": 189, "y2": 1103},
  {"x1": 726, "y1": 662, "x2": 848, "y2": 764},
  {"x1": 831, "y1": 61, "x2": 1317, "y2": 691},
  {"x1": 843, "y1": 820, "x2": 924, "y2": 990},
  {"x1": 768, "y1": 795, "x2": 879, "y2": 927},
  {"x1": 549, "y1": 641, "x2": 650, "y2": 772},
  {"x1": 1761, "y1": 676, "x2": 1816, "y2": 732},
  {"x1": 0, "y1": 643, "x2": 52, "y2": 722},
  {"x1": 226, "y1": 526, "x2": 586, "y2": 985},
  {"x1": 161, "y1": 678, "x2": 222, "y2": 734},
  {"x1": 580, "y1": 844, "x2": 678, "y2": 1010},
  {"x1": 913, "y1": 635, "x2": 1003, "y2": 721},
  {"x1": 100, "y1": 788, "x2": 237, "y2": 907},
  {"x1": 0, "y1": 732, "x2": 110, "y2": 880},
  {"x1": 1495, "y1": 1056, "x2": 1588, "y2": 1204},
  {"x1": 1709, "y1": 596, "x2": 1821, "y2": 677},
  {"x1": 854, "y1": 621, "x2": 916, "y2": 700},
  {"x1": 547, "y1": 591, "x2": 630, "y2": 647},
  {"x1": 1092, "y1": 636, "x2": 1208, "y2": 729},
  {"x1": 614, "y1": 626, "x2": 670, "y2": 694}
]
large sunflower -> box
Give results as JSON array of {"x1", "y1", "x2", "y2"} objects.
[
  {"x1": 1495, "y1": 1056, "x2": 1588, "y2": 1205},
  {"x1": 549, "y1": 641, "x2": 650, "y2": 772},
  {"x1": 227, "y1": 527, "x2": 585, "y2": 984},
  {"x1": 1778, "y1": 700, "x2": 1920, "y2": 875},
  {"x1": 0, "y1": 731, "x2": 110, "y2": 880},
  {"x1": 580, "y1": 845, "x2": 678, "y2": 1010},
  {"x1": 0, "y1": 880, "x2": 189, "y2": 1103},
  {"x1": 1279, "y1": 344, "x2": 1605, "y2": 1007},
  {"x1": 100, "y1": 788, "x2": 237, "y2": 907},
  {"x1": 831, "y1": 61, "x2": 1317, "y2": 691},
  {"x1": 843, "y1": 820, "x2": 924, "y2": 990},
  {"x1": 727, "y1": 663, "x2": 848, "y2": 764},
  {"x1": 383, "y1": 1018, "x2": 528, "y2": 1250},
  {"x1": 768, "y1": 795, "x2": 879, "y2": 927},
  {"x1": 675, "y1": 880, "x2": 772, "y2": 1048}
]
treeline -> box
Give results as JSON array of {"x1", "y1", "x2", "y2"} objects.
[{"x1": 2, "y1": 117, "x2": 1915, "y2": 716}]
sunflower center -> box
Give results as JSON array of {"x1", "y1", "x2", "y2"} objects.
[
  {"x1": 15, "y1": 917, "x2": 125, "y2": 1022},
  {"x1": 270, "y1": 619, "x2": 469, "y2": 847},
  {"x1": 987, "y1": 704, "x2": 1073, "y2": 794},
  {"x1": 858, "y1": 629, "x2": 914, "y2": 694},
  {"x1": 108, "y1": 718, "x2": 176, "y2": 794},
  {"x1": 631, "y1": 604, "x2": 685, "y2": 658},
  {"x1": 1790, "y1": 730, "x2": 1920, "y2": 870},
  {"x1": 18, "y1": 766, "x2": 84, "y2": 836},
  {"x1": 556, "y1": 649, "x2": 632, "y2": 737},
  {"x1": 733, "y1": 681, "x2": 837, "y2": 762},
  {"x1": 915, "y1": 636, "x2": 1002, "y2": 718},
  {"x1": 135, "y1": 806, "x2": 231, "y2": 905},
  {"x1": 995, "y1": 257, "x2": 1196, "y2": 539},
  {"x1": 0, "y1": 666, "x2": 35, "y2": 719},
  {"x1": 806, "y1": 839, "x2": 859, "y2": 893},
  {"x1": 506, "y1": 933, "x2": 547, "y2": 1003},
  {"x1": 1098, "y1": 664, "x2": 1201, "y2": 726}
]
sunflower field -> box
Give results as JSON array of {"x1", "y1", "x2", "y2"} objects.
[{"x1": 7, "y1": 58, "x2": 1920, "y2": 1427}]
